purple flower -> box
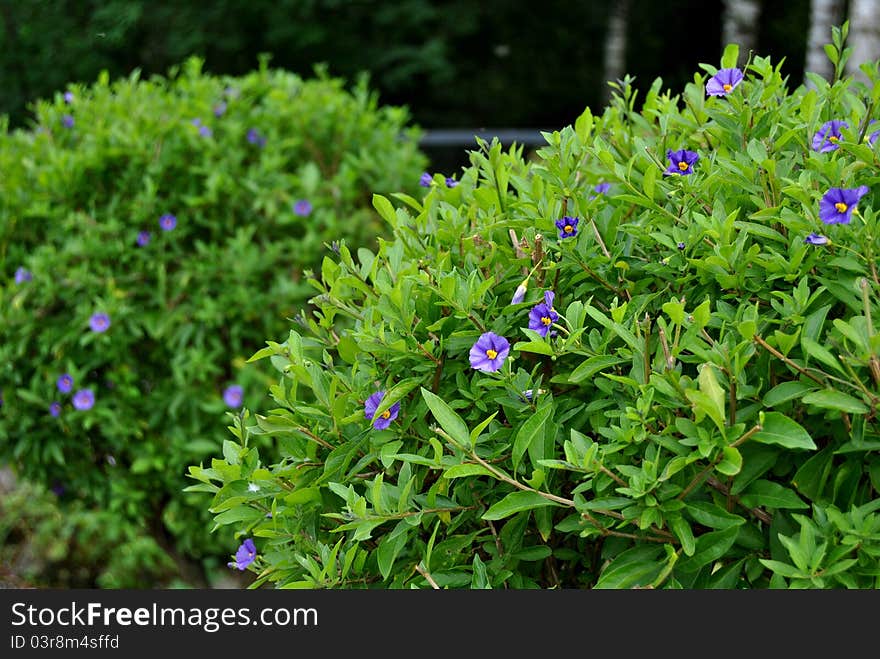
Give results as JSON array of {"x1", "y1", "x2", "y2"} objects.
[
  {"x1": 51, "y1": 481, "x2": 65, "y2": 497},
  {"x1": 812, "y1": 120, "x2": 849, "y2": 153},
  {"x1": 49, "y1": 402, "x2": 61, "y2": 417},
  {"x1": 159, "y1": 213, "x2": 177, "y2": 231},
  {"x1": 866, "y1": 120, "x2": 880, "y2": 146},
  {"x1": 228, "y1": 538, "x2": 257, "y2": 571},
  {"x1": 61, "y1": 114, "x2": 74, "y2": 128},
  {"x1": 511, "y1": 281, "x2": 528, "y2": 305},
  {"x1": 246, "y1": 128, "x2": 266, "y2": 147},
  {"x1": 89, "y1": 312, "x2": 111, "y2": 333},
  {"x1": 591, "y1": 182, "x2": 611, "y2": 198},
  {"x1": 528, "y1": 290, "x2": 559, "y2": 338},
  {"x1": 677, "y1": 241, "x2": 686, "y2": 250},
  {"x1": 136, "y1": 231, "x2": 151, "y2": 247},
  {"x1": 706, "y1": 68, "x2": 744, "y2": 96},
  {"x1": 419, "y1": 172, "x2": 433, "y2": 187},
  {"x1": 191, "y1": 118, "x2": 202, "y2": 127},
  {"x1": 14, "y1": 267, "x2": 32, "y2": 284},
  {"x1": 198, "y1": 125, "x2": 213, "y2": 138},
  {"x1": 665, "y1": 149, "x2": 699, "y2": 175},
  {"x1": 469, "y1": 332, "x2": 510, "y2": 372},
  {"x1": 363, "y1": 391, "x2": 401, "y2": 430},
  {"x1": 819, "y1": 186, "x2": 870, "y2": 224},
  {"x1": 445, "y1": 177, "x2": 459, "y2": 188},
  {"x1": 804, "y1": 232, "x2": 829, "y2": 245},
  {"x1": 293, "y1": 199, "x2": 313, "y2": 217},
  {"x1": 223, "y1": 384, "x2": 243, "y2": 408},
  {"x1": 555, "y1": 216, "x2": 579, "y2": 239},
  {"x1": 72, "y1": 389, "x2": 95, "y2": 411},
  {"x1": 213, "y1": 101, "x2": 227, "y2": 117},
  {"x1": 57, "y1": 373, "x2": 74, "y2": 393},
  {"x1": 63, "y1": 91, "x2": 74, "y2": 104}
]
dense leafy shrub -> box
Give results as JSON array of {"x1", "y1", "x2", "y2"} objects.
[
  {"x1": 0, "y1": 56, "x2": 426, "y2": 587},
  {"x1": 193, "y1": 38, "x2": 880, "y2": 589}
]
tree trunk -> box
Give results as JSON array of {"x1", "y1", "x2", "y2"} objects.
[
  {"x1": 846, "y1": 0, "x2": 880, "y2": 82},
  {"x1": 804, "y1": 0, "x2": 845, "y2": 85},
  {"x1": 721, "y1": 0, "x2": 761, "y2": 66},
  {"x1": 602, "y1": 0, "x2": 629, "y2": 105}
]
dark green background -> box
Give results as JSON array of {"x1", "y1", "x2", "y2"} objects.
[{"x1": 0, "y1": 0, "x2": 811, "y2": 164}]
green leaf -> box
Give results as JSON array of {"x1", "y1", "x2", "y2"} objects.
[
  {"x1": 801, "y1": 336, "x2": 845, "y2": 375},
  {"x1": 567, "y1": 355, "x2": 628, "y2": 384},
  {"x1": 716, "y1": 445, "x2": 742, "y2": 476},
  {"x1": 442, "y1": 464, "x2": 496, "y2": 480},
  {"x1": 802, "y1": 390, "x2": 869, "y2": 414},
  {"x1": 420, "y1": 387, "x2": 471, "y2": 449},
  {"x1": 481, "y1": 491, "x2": 560, "y2": 521},
  {"x1": 751, "y1": 412, "x2": 816, "y2": 450},
  {"x1": 593, "y1": 545, "x2": 666, "y2": 589},
  {"x1": 721, "y1": 43, "x2": 740, "y2": 69},
  {"x1": 512, "y1": 403, "x2": 554, "y2": 473},
  {"x1": 762, "y1": 381, "x2": 817, "y2": 407},
  {"x1": 738, "y1": 480, "x2": 808, "y2": 509},
  {"x1": 513, "y1": 340, "x2": 555, "y2": 356},
  {"x1": 372, "y1": 193, "x2": 397, "y2": 225},
  {"x1": 470, "y1": 411, "x2": 499, "y2": 444},
  {"x1": 677, "y1": 526, "x2": 740, "y2": 572}
]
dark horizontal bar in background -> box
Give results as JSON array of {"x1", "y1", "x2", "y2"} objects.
[{"x1": 418, "y1": 128, "x2": 553, "y2": 147}]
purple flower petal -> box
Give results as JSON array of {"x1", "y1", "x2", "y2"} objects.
[
  {"x1": 706, "y1": 68, "x2": 744, "y2": 96},
  {"x1": 469, "y1": 332, "x2": 510, "y2": 372}
]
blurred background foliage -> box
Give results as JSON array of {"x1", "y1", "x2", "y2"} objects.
[{"x1": 0, "y1": 0, "x2": 811, "y2": 144}]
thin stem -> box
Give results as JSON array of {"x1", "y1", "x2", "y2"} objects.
[{"x1": 753, "y1": 334, "x2": 826, "y2": 386}]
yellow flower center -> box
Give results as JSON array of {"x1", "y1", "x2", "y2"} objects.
[
  {"x1": 830, "y1": 136, "x2": 839, "y2": 142},
  {"x1": 541, "y1": 316, "x2": 552, "y2": 326},
  {"x1": 563, "y1": 224, "x2": 573, "y2": 233},
  {"x1": 381, "y1": 410, "x2": 391, "y2": 419},
  {"x1": 678, "y1": 161, "x2": 689, "y2": 171},
  {"x1": 723, "y1": 83, "x2": 732, "y2": 92},
  {"x1": 486, "y1": 349, "x2": 498, "y2": 359},
  {"x1": 835, "y1": 202, "x2": 848, "y2": 213}
]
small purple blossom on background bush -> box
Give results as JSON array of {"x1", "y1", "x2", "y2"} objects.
[
  {"x1": 804, "y1": 232, "x2": 829, "y2": 245},
  {"x1": 445, "y1": 177, "x2": 459, "y2": 188},
  {"x1": 228, "y1": 538, "x2": 256, "y2": 570},
  {"x1": 246, "y1": 128, "x2": 266, "y2": 147},
  {"x1": 819, "y1": 186, "x2": 870, "y2": 224},
  {"x1": 706, "y1": 68, "x2": 744, "y2": 96},
  {"x1": 89, "y1": 312, "x2": 111, "y2": 333},
  {"x1": 213, "y1": 101, "x2": 227, "y2": 117},
  {"x1": 49, "y1": 402, "x2": 62, "y2": 417},
  {"x1": 198, "y1": 125, "x2": 213, "y2": 138},
  {"x1": 223, "y1": 385, "x2": 243, "y2": 408},
  {"x1": 136, "y1": 231, "x2": 151, "y2": 247},
  {"x1": 63, "y1": 91, "x2": 74, "y2": 104},
  {"x1": 555, "y1": 216, "x2": 579, "y2": 239},
  {"x1": 293, "y1": 200, "x2": 313, "y2": 217},
  {"x1": 677, "y1": 241, "x2": 686, "y2": 250},
  {"x1": 469, "y1": 332, "x2": 510, "y2": 372},
  {"x1": 419, "y1": 172, "x2": 433, "y2": 187},
  {"x1": 14, "y1": 267, "x2": 32, "y2": 284},
  {"x1": 867, "y1": 121, "x2": 880, "y2": 146},
  {"x1": 159, "y1": 213, "x2": 177, "y2": 231},
  {"x1": 528, "y1": 291, "x2": 559, "y2": 338},
  {"x1": 57, "y1": 373, "x2": 74, "y2": 393},
  {"x1": 363, "y1": 391, "x2": 401, "y2": 430},
  {"x1": 511, "y1": 281, "x2": 528, "y2": 305},
  {"x1": 61, "y1": 114, "x2": 74, "y2": 128},
  {"x1": 665, "y1": 149, "x2": 698, "y2": 175},
  {"x1": 812, "y1": 120, "x2": 848, "y2": 152},
  {"x1": 72, "y1": 389, "x2": 95, "y2": 411},
  {"x1": 592, "y1": 182, "x2": 611, "y2": 197}
]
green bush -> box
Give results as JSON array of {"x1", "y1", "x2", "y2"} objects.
[
  {"x1": 192, "y1": 37, "x2": 880, "y2": 589},
  {"x1": 0, "y1": 56, "x2": 427, "y2": 587}
]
